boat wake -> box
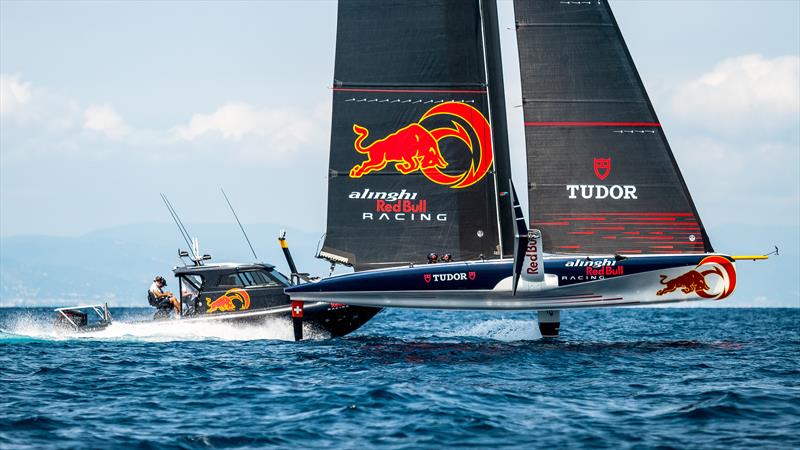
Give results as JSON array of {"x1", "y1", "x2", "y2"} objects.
[
  {"x1": 0, "y1": 314, "x2": 327, "y2": 343},
  {"x1": 440, "y1": 319, "x2": 542, "y2": 342}
]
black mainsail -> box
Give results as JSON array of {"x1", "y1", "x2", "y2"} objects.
[
  {"x1": 321, "y1": 0, "x2": 508, "y2": 270},
  {"x1": 514, "y1": 0, "x2": 712, "y2": 255}
]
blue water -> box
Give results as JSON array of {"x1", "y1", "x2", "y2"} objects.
[{"x1": 1, "y1": 307, "x2": 798, "y2": 449}]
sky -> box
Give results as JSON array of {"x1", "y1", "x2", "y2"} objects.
[{"x1": 1, "y1": 1, "x2": 799, "y2": 304}]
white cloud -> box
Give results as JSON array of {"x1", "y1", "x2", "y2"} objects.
[
  {"x1": 2, "y1": 77, "x2": 326, "y2": 163},
  {"x1": 83, "y1": 104, "x2": 130, "y2": 139},
  {"x1": 673, "y1": 136, "x2": 799, "y2": 227},
  {"x1": 671, "y1": 54, "x2": 800, "y2": 133},
  {"x1": 0, "y1": 74, "x2": 32, "y2": 116},
  {"x1": 0, "y1": 74, "x2": 83, "y2": 132},
  {"x1": 2, "y1": 75, "x2": 130, "y2": 139},
  {"x1": 172, "y1": 102, "x2": 324, "y2": 160}
]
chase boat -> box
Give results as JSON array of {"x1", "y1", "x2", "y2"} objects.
[
  {"x1": 163, "y1": 260, "x2": 378, "y2": 336},
  {"x1": 55, "y1": 236, "x2": 380, "y2": 337}
]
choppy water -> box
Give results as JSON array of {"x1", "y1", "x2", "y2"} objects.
[{"x1": 1, "y1": 307, "x2": 798, "y2": 449}]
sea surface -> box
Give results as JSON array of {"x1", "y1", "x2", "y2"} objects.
[{"x1": 0, "y1": 307, "x2": 798, "y2": 449}]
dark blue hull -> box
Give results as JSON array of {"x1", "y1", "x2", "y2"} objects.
[{"x1": 286, "y1": 254, "x2": 737, "y2": 310}]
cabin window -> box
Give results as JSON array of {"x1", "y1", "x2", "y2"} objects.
[
  {"x1": 267, "y1": 269, "x2": 290, "y2": 286},
  {"x1": 249, "y1": 271, "x2": 273, "y2": 285},
  {"x1": 237, "y1": 271, "x2": 254, "y2": 286},
  {"x1": 181, "y1": 274, "x2": 203, "y2": 291},
  {"x1": 258, "y1": 270, "x2": 287, "y2": 286},
  {"x1": 218, "y1": 270, "x2": 284, "y2": 287},
  {"x1": 180, "y1": 275, "x2": 203, "y2": 293},
  {"x1": 232, "y1": 270, "x2": 281, "y2": 287},
  {"x1": 219, "y1": 273, "x2": 244, "y2": 287},
  {"x1": 179, "y1": 275, "x2": 202, "y2": 301}
]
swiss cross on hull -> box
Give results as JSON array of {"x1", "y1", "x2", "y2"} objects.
[{"x1": 291, "y1": 301, "x2": 304, "y2": 318}]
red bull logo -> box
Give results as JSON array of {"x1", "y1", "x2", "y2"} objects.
[
  {"x1": 656, "y1": 256, "x2": 736, "y2": 300},
  {"x1": 349, "y1": 102, "x2": 493, "y2": 189},
  {"x1": 206, "y1": 288, "x2": 251, "y2": 313}
]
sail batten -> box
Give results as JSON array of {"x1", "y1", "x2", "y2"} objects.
[
  {"x1": 333, "y1": 85, "x2": 488, "y2": 91},
  {"x1": 514, "y1": 0, "x2": 712, "y2": 255},
  {"x1": 517, "y1": 22, "x2": 614, "y2": 27},
  {"x1": 524, "y1": 122, "x2": 660, "y2": 126}
]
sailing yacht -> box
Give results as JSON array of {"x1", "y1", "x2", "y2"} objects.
[{"x1": 285, "y1": 0, "x2": 763, "y2": 339}]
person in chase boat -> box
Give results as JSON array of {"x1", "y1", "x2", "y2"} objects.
[{"x1": 148, "y1": 275, "x2": 179, "y2": 316}]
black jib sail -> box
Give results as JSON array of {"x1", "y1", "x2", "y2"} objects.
[
  {"x1": 514, "y1": 0, "x2": 712, "y2": 255},
  {"x1": 320, "y1": 0, "x2": 506, "y2": 270}
]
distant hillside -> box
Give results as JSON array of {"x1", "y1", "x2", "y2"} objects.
[
  {"x1": 1, "y1": 223, "x2": 797, "y2": 307},
  {"x1": 0, "y1": 223, "x2": 339, "y2": 306}
]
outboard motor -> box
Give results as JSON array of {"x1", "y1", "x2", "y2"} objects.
[
  {"x1": 53, "y1": 304, "x2": 112, "y2": 333},
  {"x1": 55, "y1": 309, "x2": 88, "y2": 329}
]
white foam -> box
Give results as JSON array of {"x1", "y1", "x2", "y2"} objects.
[
  {"x1": 441, "y1": 319, "x2": 542, "y2": 341},
  {"x1": 3, "y1": 314, "x2": 326, "y2": 342}
]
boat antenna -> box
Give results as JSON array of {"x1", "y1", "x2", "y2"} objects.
[
  {"x1": 160, "y1": 193, "x2": 194, "y2": 254},
  {"x1": 220, "y1": 188, "x2": 258, "y2": 261}
]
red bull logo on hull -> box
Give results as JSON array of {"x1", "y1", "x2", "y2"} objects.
[
  {"x1": 349, "y1": 102, "x2": 493, "y2": 189},
  {"x1": 656, "y1": 256, "x2": 736, "y2": 300}
]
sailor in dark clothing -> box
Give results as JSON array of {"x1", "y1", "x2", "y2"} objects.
[
  {"x1": 441, "y1": 253, "x2": 452, "y2": 263},
  {"x1": 148, "y1": 275, "x2": 180, "y2": 317},
  {"x1": 427, "y1": 252, "x2": 439, "y2": 264}
]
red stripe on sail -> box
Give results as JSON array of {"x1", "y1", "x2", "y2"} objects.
[
  {"x1": 610, "y1": 217, "x2": 677, "y2": 221},
  {"x1": 545, "y1": 212, "x2": 692, "y2": 216},
  {"x1": 611, "y1": 222, "x2": 689, "y2": 225},
  {"x1": 554, "y1": 217, "x2": 607, "y2": 221},
  {"x1": 533, "y1": 222, "x2": 570, "y2": 226},
  {"x1": 332, "y1": 87, "x2": 487, "y2": 94},
  {"x1": 638, "y1": 227, "x2": 701, "y2": 230},
  {"x1": 525, "y1": 121, "x2": 660, "y2": 127},
  {"x1": 624, "y1": 236, "x2": 675, "y2": 240}
]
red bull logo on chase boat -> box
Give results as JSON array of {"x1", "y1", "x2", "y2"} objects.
[{"x1": 206, "y1": 288, "x2": 251, "y2": 313}]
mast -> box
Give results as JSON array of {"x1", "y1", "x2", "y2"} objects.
[{"x1": 479, "y1": 0, "x2": 514, "y2": 259}]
